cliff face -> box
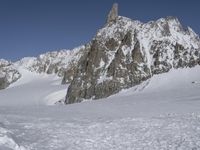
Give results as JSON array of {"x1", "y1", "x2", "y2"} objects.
[{"x1": 65, "y1": 5, "x2": 200, "y2": 104}]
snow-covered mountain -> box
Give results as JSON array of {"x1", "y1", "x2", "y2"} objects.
[
  {"x1": 0, "y1": 3, "x2": 200, "y2": 105},
  {"x1": 0, "y1": 45, "x2": 86, "y2": 89},
  {"x1": 15, "y1": 45, "x2": 86, "y2": 84},
  {"x1": 66, "y1": 4, "x2": 200, "y2": 104},
  {"x1": 1, "y1": 3, "x2": 200, "y2": 150}
]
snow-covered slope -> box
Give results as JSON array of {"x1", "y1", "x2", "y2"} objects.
[
  {"x1": 0, "y1": 67, "x2": 67, "y2": 106},
  {"x1": 0, "y1": 66, "x2": 200, "y2": 149},
  {"x1": 0, "y1": 123, "x2": 26, "y2": 150}
]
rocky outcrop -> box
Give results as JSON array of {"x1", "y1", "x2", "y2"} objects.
[
  {"x1": 65, "y1": 5, "x2": 200, "y2": 104},
  {"x1": 0, "y1": 59, "x2": 21, "y2": 89},
  {"x1": 0, "y1": 76, "x2": 9, "y2": 89},
  {"x1": 107, "y1": 3, "x2": 118, "y2": 23}
]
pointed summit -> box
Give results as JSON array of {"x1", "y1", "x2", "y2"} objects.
[{"x1": 107, "y1": 3, "x2": 118, "y2": 23}]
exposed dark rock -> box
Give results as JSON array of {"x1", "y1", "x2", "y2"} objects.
[
  {"x1": 0, "y1": 60, "x2": 21, "y2": 89},
  {"x1": 132, "y1": 41, "x2": 143, "y2": 63},
  {"x1": 0, "y1": 76, "x2": 9, "y2": 90},
  {"x1": 105, "y1": 38, "x2": 119, "y2": 50}
]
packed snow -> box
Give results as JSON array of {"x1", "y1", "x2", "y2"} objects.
[
  {"x1": 0, "y1": 67, "x2": 67, "y2": 106},
  {"x1": 0, "y1": 123, "x2": 26, "y2": 150},
  {"x1": 0, "y1": 66, "x2": 200, "y2": 149}
]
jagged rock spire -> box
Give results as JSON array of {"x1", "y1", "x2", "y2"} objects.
[{"x1": 107, "y1": 3, "x2": 118, "y2": 23}]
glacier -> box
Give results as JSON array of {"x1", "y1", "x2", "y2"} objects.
[{"x1": 0, "y1": 66, "x2": 200, "y2": 149}]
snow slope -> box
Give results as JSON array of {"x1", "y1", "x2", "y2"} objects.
[
  {"x1": 0, "y1": 66, "x2": 200, "y2": 149},
  {"x1": 0, "y1": 123, "x2": 26, "y2": 150},
  {"x1": 0, "y1": 67, "x2": 67, "y2": 106}
]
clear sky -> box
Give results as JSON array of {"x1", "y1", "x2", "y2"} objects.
[{"x1": 0, "y1": 0, "x2": 200, "y2": 61}]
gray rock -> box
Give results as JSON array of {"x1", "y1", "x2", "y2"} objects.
[
  {"x1": 0, "y1": 59, "x2": 21, "y2": 89},
  {"x1": 0, "y1": 76, "x2": 9, "y2": 90},
  {"x1": 107, "y1": 3, "x2": 118, "y2": 23}
]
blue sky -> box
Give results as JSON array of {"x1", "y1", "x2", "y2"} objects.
[{"x1": 0, "y1": 0, "x2": 200, "y2": 61}]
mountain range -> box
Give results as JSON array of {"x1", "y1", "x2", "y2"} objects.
[{"x1": 0, "y1": 3, "x2": 200, "y2": 105}]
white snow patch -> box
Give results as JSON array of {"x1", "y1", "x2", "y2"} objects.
[
  {"x1": 0, "y1": 67, "x2": 67, "y2": 106},
  {"x1": 97, "y1": 74, "x2": 112, "y2": 84},
  {"x1": 44, "y1": 89, "x2": 67, "y2": 105}
]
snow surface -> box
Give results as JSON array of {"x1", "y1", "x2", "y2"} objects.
[
  {"x1": 0, "y1": 67, "x2": 67, "y2": 106},
  {"x1": 0, "y1": 123, "x2": 26, "y2": 150},
  {"x1": 0, "y1": 66, "x2": 200, "y2": 149}
]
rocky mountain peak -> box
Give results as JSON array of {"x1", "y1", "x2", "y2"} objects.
[
  {"x1": 107, "y1": 3, "x2": 118, "y2": 23},
  {"x1": 65, "y1": 5, "x2": 200, "y2": 104}
]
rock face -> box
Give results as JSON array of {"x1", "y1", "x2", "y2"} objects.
[
  {"x1": 0, "y1": 59, "x2": 21, "y2": 89},
  {"x1": 107, "y1": 3, "x2": 118, "y2": 23},
  {"x1": 65, "y1": 5, "x2": 200, "y2": 104}
]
